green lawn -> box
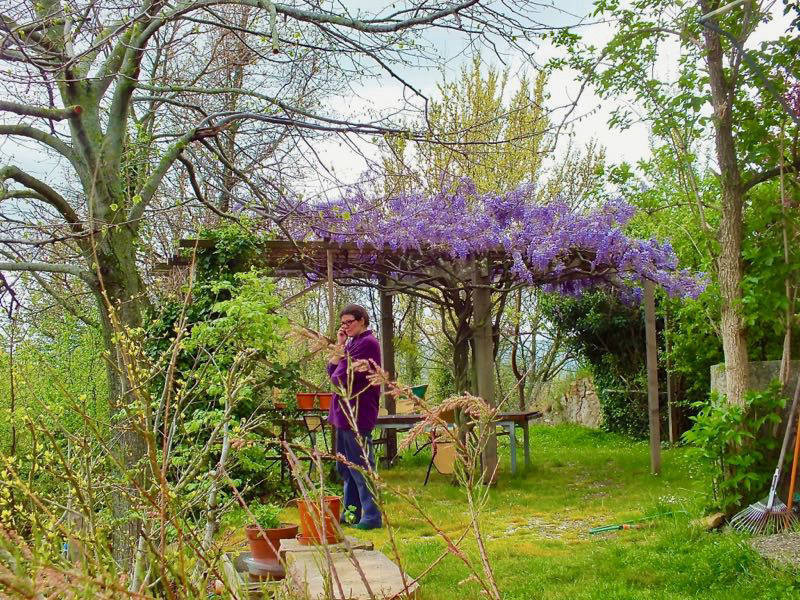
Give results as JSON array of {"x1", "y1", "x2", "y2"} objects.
[{"x1": 270, "y1": 424, "x2": 800, "y2": 599}]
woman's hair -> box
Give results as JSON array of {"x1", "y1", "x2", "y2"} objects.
[{"x1": 339, "y1": 304, "x2": 370, "y2": 327}]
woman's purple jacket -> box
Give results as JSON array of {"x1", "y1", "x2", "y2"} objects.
[{"x1": 326, "y1": 329, "x2": 382, "y2": 434}]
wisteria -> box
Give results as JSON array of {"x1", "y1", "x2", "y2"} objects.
[
  {"x1": 787, "y1": 80, "x2": 800, "y2": 118},
  {"x1": 283, "y1": 179, "x2": 705, "y2": 299}
]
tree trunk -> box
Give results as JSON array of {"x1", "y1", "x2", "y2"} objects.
[
  {"x1": 473, "y1": 261, "x2": 497, "y2": 484},
  {"x1": 702, "y1": 9, "x2": 749, "y2": 406},
  {"x1": 718, "y1": 198, "x2": 749, "y2": 406},
  {"x1": 92, "y1": 227, "x2": 152, "y2": 568},
  {"x1": 453, "y1": 324, "x2": 472, "y2": 395},
  {"x1": 510, "y1": 290, "x2": 526, "y2": 410}
]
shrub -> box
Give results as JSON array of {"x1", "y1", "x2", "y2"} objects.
[
  {"x1": 682, "y1": 381, "x2": 784, "y2": 514},
  {"x1": 593, "y1": 364, "x2": 650, "y2": 439},
  {"x1": 250, "y1": 501, "x2": 282, "y2": 529}
]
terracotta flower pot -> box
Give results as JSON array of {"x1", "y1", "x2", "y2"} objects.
[
  {"x1": 296, "y1": 496, "x2": 341, "y2": 544},
  {"x1": 317, "y1": 393, "x2": 334, "y2": 410},
  {"x1": 296, "y1": 393, "x2": 315, "y2": 410},
  {"x1": 245, "y1": 523, "x2": 298, "y2": 562}
]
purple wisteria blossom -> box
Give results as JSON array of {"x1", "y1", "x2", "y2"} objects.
[
  {"x1": 787, "y1": 81, "x2": 800, "y2": 118},
  {"x1": 283, "y1": 178, "x2": 705, "y2": 299}
]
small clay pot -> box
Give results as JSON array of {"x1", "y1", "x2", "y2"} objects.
[
  {"x1": 317, "y1": 393, "x2": 334, "y2": 410},
  {"x1": 296, "y1": 393, "x2": 315, "y2": 410}
]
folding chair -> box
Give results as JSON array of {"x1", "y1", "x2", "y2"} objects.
[
  {"x1": 420, "y1": 407, "x2": 457, "y2": 485},
  {"x1": 302, "y1": 414, "x2": 329, "y2": 451},
  {"x1": 395, "y1": 396, "x2": 416, "y2": 414},
  {"x1": 423, "y1": 426, "x2": 457, "y2": 485}
]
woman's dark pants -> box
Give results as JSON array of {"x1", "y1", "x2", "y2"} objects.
[{"x1": 335, "y1": 427, "x2": 382, "y2": 528}]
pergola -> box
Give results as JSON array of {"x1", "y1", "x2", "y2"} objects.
[{"x1": 165, "y1": 235, "x2": 665, "y2": 478}]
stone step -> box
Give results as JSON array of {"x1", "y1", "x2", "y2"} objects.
[{"x1": 283, "y1": 543, "x2": 418, "y2": 599}]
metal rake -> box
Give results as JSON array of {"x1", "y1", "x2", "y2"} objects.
[{"x1": 729, "y1": 374, "x2": 800, "y2": 535}]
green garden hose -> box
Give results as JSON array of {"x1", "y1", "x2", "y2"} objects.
[{"x1": 589, "y1": 510, "x2": 688, "y2": 535}]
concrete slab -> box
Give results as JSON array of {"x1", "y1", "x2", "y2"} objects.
[
  {"x1": 279, "y1": 535, "x2": 373, "y2": 560},
  {"x1": 285, "y1": 548, "x2": 418, "y2": 599}
]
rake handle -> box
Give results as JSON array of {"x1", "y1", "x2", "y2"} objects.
[
  {"x1": 788, "y1": 409, "x2": 800, "y2": 514},
  {"x1": 767, "y1": 371, "x2": 800, "y2": 509}
]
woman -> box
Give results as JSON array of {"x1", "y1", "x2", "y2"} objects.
[{"x1": 326, "y1": 304, "x2": 382, "y2": 530}]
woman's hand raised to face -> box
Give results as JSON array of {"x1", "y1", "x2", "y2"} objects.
[{"x1": 337, "y1": 324, "x2": 348, "y2": 345}]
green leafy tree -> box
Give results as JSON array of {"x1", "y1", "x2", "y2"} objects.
[
  {"x1": 384, "y1": 55, "x2": 548, "y2": 194},
  {"x1": 145, "y1": 224, "x2": 299, "y2": 500},
  {"x1": 553, "y1": 0, "x2": 800, "y2": 406},
  {"x1": 541, "y1": 291, "x2": 650, "y2": 437}
]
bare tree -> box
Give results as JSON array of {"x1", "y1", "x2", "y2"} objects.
[{"x1": 0, "y1": 0, "x2": 566, "y2": 566}]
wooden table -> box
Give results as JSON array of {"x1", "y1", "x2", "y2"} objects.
[{"x1": 375, "y1": 410, "x2": 542, "y2": 474}]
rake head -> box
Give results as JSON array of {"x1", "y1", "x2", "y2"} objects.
[{"x1": 729, "y1": 498, "x2": 796, "y2": 535}]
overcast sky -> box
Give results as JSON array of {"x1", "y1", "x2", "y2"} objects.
[
  {"x1": 0, "y1": 1, "x2": 792, "y2": 199},
  {"x1": 314, "y1": 1, "x2": 793, "y2": 191}
]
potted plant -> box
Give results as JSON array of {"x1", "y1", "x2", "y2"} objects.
[
  {"x1": 296, "y1": 485, "x2": 342, "y2": 545},
  {"x1": 245, "y1": 502, "x2": 298, "y2": 562}
]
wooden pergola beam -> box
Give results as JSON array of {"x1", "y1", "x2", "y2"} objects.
[{"x1": 163, "y1": 236, "x2": 668, "y2": 479}]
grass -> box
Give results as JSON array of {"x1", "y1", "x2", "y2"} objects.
[{"x1": 233, "y1": 424, "x2": 800, "y2": 599}]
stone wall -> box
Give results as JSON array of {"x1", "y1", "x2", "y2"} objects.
[
  {"x1": 710, "y1": 360, "x2": 800, "y2": 397},
  {"x1": 535, "y1": 377, "x2": 602, "y2": 429}
]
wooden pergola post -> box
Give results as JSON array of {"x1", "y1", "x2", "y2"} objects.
[
  {"x1": 664, "y1": 306, "x2": 679, "y2": 444},
  {"x1": 473, "y1": 259, "x2": 498, "y2": 484},
  {"x1": 326, "y1": 250, "x2": 336, "y2": 339},
  {"x1": 644, "y1": 280, "x2": 661, "y2": 475},
  {"x1": 378, "y1": 277, "x2": 397, "y2": 465},
  {"x1": 326, "y1": 249, "x2": 339, "y2": 474}
]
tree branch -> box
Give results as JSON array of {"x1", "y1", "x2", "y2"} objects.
[
  {"x1": 743, "y1": 158, "x2": 800, "y2": 192},
  {"x1": 104, "y1": 1, "x2": 171, "y2": 170},
  {"x1": 269, "y1": 0, "x2": 480, "y2": 33},
  {"x1": 176, "y1": 154, "x2": 236, "y2": 221},
  {"x1": 0, "y1": 260, "x2": 93, "y2": 284},
  {"x1": 136, "y1": 0, "x2": 481, "y2": 48},
  {"x1": 23, "y1": 267, "x2": 98, "y2": 327},
  {"x1": 0, "y1": 166, "x2": 84, "y2": 235},
  {"x1": 0, "y1": 99, "x2": 82, "y2": 121},
  {"x1": 128, "y1": 128, "x2": 199, "y2": 226},
  {"x1": 115, "y1": 0, "x2": 483, "y2": 126}
]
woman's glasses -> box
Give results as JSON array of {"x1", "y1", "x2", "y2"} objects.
[{"x1": 340, "y1": 318, "x2": 358, "y2": 326}]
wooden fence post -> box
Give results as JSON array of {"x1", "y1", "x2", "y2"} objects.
[
  {"x1": 326, "y1": 250, "x2": 335, "y2": 339},
  {"x1": 644, "y1": 280, "x2": 661, "y2": 474}
]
